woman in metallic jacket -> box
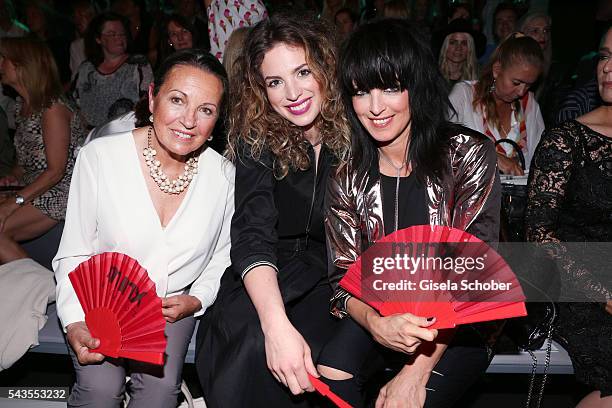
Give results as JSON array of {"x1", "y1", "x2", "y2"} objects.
[{"x1": 317, "y1": 19, "x2": 501, "y2": 408}]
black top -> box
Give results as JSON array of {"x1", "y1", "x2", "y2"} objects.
[
  {"x1": 380, "y1": 173, "x2": 428, "y2": 236},
  {"x1": 230, "y1": 144, "x2": 336, "y2": 280}
]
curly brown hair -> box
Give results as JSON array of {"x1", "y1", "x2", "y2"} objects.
[{"x1": 226, "y1": 13, "x2": 351, "y2": 179}]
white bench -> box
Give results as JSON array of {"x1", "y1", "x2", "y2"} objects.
[{"x1": 31, "y1": 304, "x2": 573, "y2": 374}]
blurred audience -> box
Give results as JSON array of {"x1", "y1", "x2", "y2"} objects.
[
  {"x1": 0, "y1": 0, "x2": 27, "y2": 38},
  {"x1": 382, "y1": 0, "x2": 410, "y2": 19},
  {"x1": 480, "y1": 3, "x2": 518, "y2": 64},
  {"x1": 334, "y1": 7, "x2": 356, "y2": 39},
  {"x1": 69, "y1": 0, "x2": 96, "y2": 80},
  {"x1": 73, "y1": 12, "x2": 153, "y2": 128},
  {"x1": 110, "y1": 0, "x2": 153, "y2": 57},
  {"x1": 450, "y1": 33, "x2": 545, "y2": 175},
  {"x1": 206, "y1": 0, "x2": 267, "y2": 61},
  {"x1": 448, "y1": 2, "x2": 471, "y2": 23},
  {"x1": 0, "y1": 37, "x2": 86, "y2": 264},
  {"x1": 24, "y1": 1, "x2": 71, "y2": 85},
  {"x1": 435, "y1": 18, "x2": 484, "y2": 86},
  {"x1": 156, "y1": 14, "x2": 204, "y2": 67}
]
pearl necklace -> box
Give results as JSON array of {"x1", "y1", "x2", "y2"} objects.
[{"x1": 143, "y1": 126, "x2": 198, "y2": 195}]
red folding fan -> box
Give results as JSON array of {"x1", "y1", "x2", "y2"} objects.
[
  {"x1": 339, "y1": 225, "x2": 526, "y2": 329},
  {"x1": 69, "y1": 252, "x2": 167, "y2": 365},
  {"x1": 309, "y1": 374, "x2": 352, "y2": 408}
]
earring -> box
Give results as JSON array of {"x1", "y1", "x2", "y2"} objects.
[
  {"x1": 208, "y1": 135, "x2": 214, "y2": 141},
  {"x1": 169, "y1": 42, "x2": 174, "y2": 47},
  {"x1": 489, "y1": 78, "x2": 496, "y2": 94},
  {"x1": 149, "y1": 114, "x2": 153, "y2": 123}
]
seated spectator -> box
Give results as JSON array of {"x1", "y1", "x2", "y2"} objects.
[
  {"x1": 480, "y1": 3, "x2": 518, "y2": 65},
  {"x1": 526, "y1": 26, "x2": 612, "y2": 408},
  {"x1": 171, "y1": 0, "x2": 209, "y2": 51},
  {"x1": 383, "y1": 0, "x2": 410, "y2": 19},
  {"x1": 156, "y1": 14, "x2": 204, "y2": 67},
  {"x1": 69, "y1": 0, "x2": 96, "y2": 80},
  {"x1": 434, "y1": 18, "x2": 485, "y2": 86},
  {"x1": 555, "y1": 77, "x2": 601, "y2": 125},
  {"x1": 25, "y1": 1, "x2": 72, "y2": 85},
  {"x1": 448, "y1": 2, "x2": 470, "y2": 22},
  {"x1": 54, "y1": 49, "x2": 233, "y2": 408},
  {"x1": 334, "y1": 7, "x2": 357, "y2": 40},
  {"x1": 110, "y1": 0, "x2": 152, "y2": 57},
  {"x1": 0, "y1": 0, "x2": 28, "y2": 38},
  {"x1": 73, "y1": 12, "x2": 153, "y2": 128},
  {"x1": 0, "y1": 106, "x2": 14, "y2": 180},
  {"x1": 0, "y1": 37, "x2": 86, "y2": 264},
  {"x1": 450, "y1": 33, "x2": 545, "y2": 175}
]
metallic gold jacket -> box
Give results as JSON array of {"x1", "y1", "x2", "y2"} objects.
[{"x1": 325, "y1": 127, "x2": 501, "y2": 318}]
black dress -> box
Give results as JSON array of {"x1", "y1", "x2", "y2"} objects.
[
  {"x1": 195, "y1": 144, "x2": 339, "y2": 407},
  {"x1": 526, "y1": 120, "x2": 612, "y2": 397}
]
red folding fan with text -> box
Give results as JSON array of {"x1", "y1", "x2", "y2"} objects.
[
  {"x1": 339, "y1": 225, "x2": 526, "y2": 329},
  {"x1": 69, "y1": 252, "x2": 167, "y2": 365}
]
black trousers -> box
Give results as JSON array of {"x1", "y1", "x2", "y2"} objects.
[
  {"x1": 317, "y1": 318, "x2": 490, "y2": 408},
  {"x1": 196, "y1": 254, "x2": 339, "y2": 408}
]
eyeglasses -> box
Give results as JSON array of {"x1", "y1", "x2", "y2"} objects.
[{"x1": 101, "y1": 31, "x2": 127, "y2": 38}]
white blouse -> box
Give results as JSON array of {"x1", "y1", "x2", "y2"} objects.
[
  {"x1": 449, "y1": 80, "x2": 545, "y2": 170},
  {"x1": 53, "y1": 131, "x2": 234, "y2": 330}
]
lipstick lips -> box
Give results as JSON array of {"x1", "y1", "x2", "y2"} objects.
[
  {"x1": 172, "y1": 129, "x2": 196, "y2": 140},
  {"x1": 286, "y1": 97, "x2": 312, "y2": 116},
  {"x1": 369, "y1": 115, "x2": 394, "y2": 128}
]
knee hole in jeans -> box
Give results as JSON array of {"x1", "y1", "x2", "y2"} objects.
[{"x1": 317, "y1": 364, "x2": 354, "y2": 380}]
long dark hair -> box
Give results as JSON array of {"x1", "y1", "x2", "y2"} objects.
[
  {"x1": 157, "y1": 14, "x2": 202, "y2": 66},
  {"x1": 134, "y1": 49, "x2": 229, "y2": 127},
  {"x1": 339, "y1": 18, "x2": 453, "y2": 181}
]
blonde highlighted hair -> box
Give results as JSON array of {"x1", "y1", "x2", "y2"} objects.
[
  {"x1": 438, "y1": 33, "x2": 479, "y2": 82},
  {"x1": 0, "y1": 36, "x2": 62, "y2": 114},
  {"x1": 226, "y1": 13, "x2": 351, "y2": 179}
]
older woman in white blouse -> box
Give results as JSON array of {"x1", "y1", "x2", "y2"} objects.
[{"x1": 53, "y1": 50, "x2": 233, "y2": 408}]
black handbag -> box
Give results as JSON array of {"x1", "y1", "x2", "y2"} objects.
[{"x1": 495, "y1": 139, "x2": 557, "y2": 408}]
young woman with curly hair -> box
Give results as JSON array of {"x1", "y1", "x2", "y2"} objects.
[{"x1": 195, "y1": 13, "x2": 351, "y2": 408}]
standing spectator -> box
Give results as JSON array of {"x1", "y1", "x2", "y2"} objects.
[
  {"x1": 69, "y1": 0, "x2": 96, "y2": 80},
  {"x1": 73, "y1": 12, "x2": 153, "y2": 128},
  {"x1": 0, "y1": 37, "x2": 86, "y2": 264},
  {"x1": 450, "y1": 33, "x2": 544, "y2": 175},
  {"x1": 205, "y1": 0, "x2": 267, "y2": 61}
]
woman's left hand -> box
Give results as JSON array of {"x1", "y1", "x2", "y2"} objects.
[
  {"x1": 0, "y1": 199, "x2": 17, "y2": 233},
  {"x1": 375, "y1": 366, "x2": 429, "y2": 408},
  {"x1": 162, "y1": 295, "x2": 202, "y2": 322}
]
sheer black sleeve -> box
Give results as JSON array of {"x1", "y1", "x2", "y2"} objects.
[{"x1": 525, "y1": 122, "x2": 612, "y2": 300}]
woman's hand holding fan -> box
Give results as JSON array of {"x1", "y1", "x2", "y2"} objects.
[
  {"x1": 68, "y1": 252, "x2": 168, "y2": 365},
  {"x1": 66, "y1": 321, "x2": 105, "y2": 365},
  {"x1": 365, "y1": 310, "x2": 437, "y2": 354},
  {"x1": 339, "y1": 225, "x2": 527, "y2": 329}
]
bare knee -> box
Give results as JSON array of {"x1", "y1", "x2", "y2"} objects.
[{"x1": 317, "y1": 364, "x2": 353, "y2": 380}]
